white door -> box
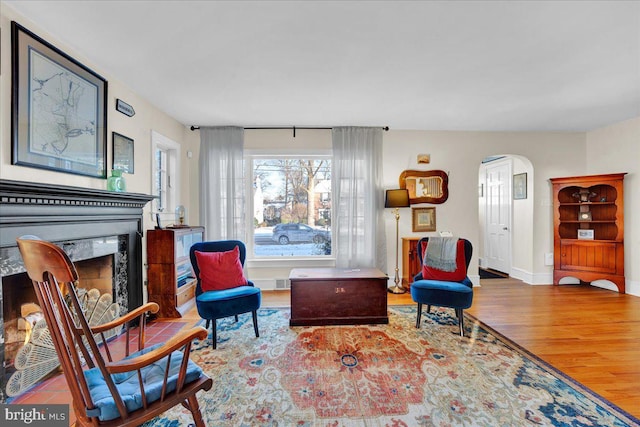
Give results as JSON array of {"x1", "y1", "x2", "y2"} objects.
[{"x1": 485, "y1": 160, "x2": 511, "y2": 273}]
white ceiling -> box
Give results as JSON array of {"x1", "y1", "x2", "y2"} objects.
[{"x1": 4, "y1": 0, "x2": 639, "y2": 132}]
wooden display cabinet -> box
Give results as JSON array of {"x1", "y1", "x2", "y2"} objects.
[
  {"x1": 147, "y1": 226, "x2": 204, "y2": 317},
  {"x1": 550, "y1": 173, "x2": 625, "y2": 293},
  {"x1": 401, "y1": 237, "x2": 422, "y2": 289}
]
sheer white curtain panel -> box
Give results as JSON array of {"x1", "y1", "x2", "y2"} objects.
[
  {"x1": 332, "y1": 127, "x2": 387, "y2": 270},
  {"x1": 199, "y1": 126, "x2": 246, "y2": 241}
]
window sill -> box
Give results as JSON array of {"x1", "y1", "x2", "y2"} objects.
[{"x1": 246, "y1": 257, "x2": 336, "y2": 269}]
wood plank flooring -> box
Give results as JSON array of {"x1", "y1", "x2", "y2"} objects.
[{"x1": 262, "y1": 278, "x2": 640, "y2": 419}]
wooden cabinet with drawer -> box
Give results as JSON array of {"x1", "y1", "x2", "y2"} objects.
[{"x1": 147, "y1": 226, "x2": 204, "y2": 317}]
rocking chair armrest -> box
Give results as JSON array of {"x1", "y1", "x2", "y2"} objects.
[
  {"x1": 89, "y1": 302, "x2": 160, "y2": 333},
  {"x1": 105, "y1": 326, "x2": 208, "y2": 374}
]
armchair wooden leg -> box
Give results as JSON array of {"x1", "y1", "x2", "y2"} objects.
[
  {"x1": 186, "y1": 394, "x2": 206, "y2": 427},
  {"x1": 212, "y1": 319, "x2": 217, "y2": 349},
  {"x1": 455, "y1": 308, "x2": 464, "y2": 337},
  {"x1": 416, "y1": 303, "x2": 423, "y2": 328},
  {"x1": 234, "y1": 314, "x2": 239, "y2": 322},
  {"x1": 252, "y1": 310, "x2": 260, "y2": 338},
  {"x1": 205, "y1": 319, "x2": 210, "y2": 329}
]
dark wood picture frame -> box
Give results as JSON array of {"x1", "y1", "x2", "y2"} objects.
[
  {"x1": 399, "y1": 169, "x2": 449, "y2": 204},
  {"x1": 412, "y1": 207, "x2": 436, "y2": 232},
  {"x1": 11, "y1": 21, "x2": 108, "y2": 178},
  {"x1": 112, "y1": 132, "x2": 134, "y2": 173}
]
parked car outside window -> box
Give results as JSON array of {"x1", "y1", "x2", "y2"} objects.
[{"x1": 271, "y1": 223, "x2": 330, "y2": 245}]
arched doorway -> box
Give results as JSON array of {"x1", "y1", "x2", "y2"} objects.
[{"x1": 478, "y1": 155, "x2": 534, "y2": 281}]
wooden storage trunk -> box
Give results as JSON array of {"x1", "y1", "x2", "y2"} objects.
[{"x1": 289, "y1": 268, "x2": 388, "y2": 326}]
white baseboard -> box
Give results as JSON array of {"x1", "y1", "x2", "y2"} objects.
[{"x1": 509, "y1": 267, "x2": 553, "y2": 285}]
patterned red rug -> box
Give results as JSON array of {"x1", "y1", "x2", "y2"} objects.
[{"x1": 146, "y1": 306, "x2": 639, "y2": 427}]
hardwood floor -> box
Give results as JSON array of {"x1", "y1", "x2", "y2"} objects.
[{"x1": 263, "y1": 279, "x2": 640, "y2": 419}]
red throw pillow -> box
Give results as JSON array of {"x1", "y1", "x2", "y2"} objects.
[
  {"x1": 195, "y1": 246, "x2": 248, "y2": 291},
  {"x1": 421, "y1": 239, "x2": 467, "y2": 282}
]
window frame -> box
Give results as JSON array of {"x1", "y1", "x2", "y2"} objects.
[
  {"x1": 150, "y1": 131, "x2": 181, "y2": 219},
  {"x1": 245, "y1": 149, "x2": 335, "y2": 267}
]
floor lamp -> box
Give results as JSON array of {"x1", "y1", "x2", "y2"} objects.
[{"x1": 385, "y1": 189, "x2": 410, "y2": 294}]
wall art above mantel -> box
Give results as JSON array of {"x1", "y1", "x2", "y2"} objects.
[
  {"x1": 11, "y1": 21, "x2": 108, "y2": 178},
  {"x1": 399, "y1": 169, "x2": 449, "y2": 204}
]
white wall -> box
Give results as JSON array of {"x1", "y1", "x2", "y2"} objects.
[{"x1": 585, "y1": 116, "x2": 640, "y2": 296}]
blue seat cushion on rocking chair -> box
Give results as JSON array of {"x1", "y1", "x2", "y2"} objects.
[
  {"x1": 84, "y1": 342, "x2": 204, "y2": 421},
  {"x1": 410, "y1": 277, "x2": 474, "y2": 309},
  {"x1": 196, "y1": 285, "x2": 261, "y2": 320}
]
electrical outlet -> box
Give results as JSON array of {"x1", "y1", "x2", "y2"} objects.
[{"x1": 544, "y1": 253, "x2": 554, "y2": 266}]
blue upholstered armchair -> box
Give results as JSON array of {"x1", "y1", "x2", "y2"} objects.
[
  {"x1": 189, "y1": 240, "x2": 261, "y2": 349},
  {"x1": 410, "y1": 237, "x2": 473, "y2": 336}
]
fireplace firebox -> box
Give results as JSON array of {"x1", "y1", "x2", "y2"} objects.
[{"x1": 0, "y1": 179, "x2": 154, "y2": 401}]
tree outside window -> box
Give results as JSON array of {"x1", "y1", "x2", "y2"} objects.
[{"x1": 251, "y1": 157, "x2": 332, "y2": 257}]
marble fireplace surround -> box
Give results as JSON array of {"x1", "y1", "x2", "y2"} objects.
[{"x1": 0, "y1": 179, "x2": 154, "y2": 401}]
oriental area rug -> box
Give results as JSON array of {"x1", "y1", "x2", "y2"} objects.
[{"x1": 146, "y1": 307, "x2": 639, "y2": 427}]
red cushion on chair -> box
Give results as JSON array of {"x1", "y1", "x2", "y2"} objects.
[
  {"x1": 421, "y1": 239, "x2": 467, "y2": 282},
  {"x1": 195, "y1": 246, "x2": 248, "y2": 291}
]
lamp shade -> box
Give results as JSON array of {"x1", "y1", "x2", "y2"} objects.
[{"x1": 385, "y1": 189, "x2": 410, "y2": 208}]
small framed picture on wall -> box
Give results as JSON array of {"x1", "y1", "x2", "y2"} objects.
[
  {"x1": 513, "y1": 173, "x2": 527, "y2": 200},
  {"x1": 412, "y1": 207, "x2": 436, "y2": 232},
  {"x1": 112, "y1": 132, "x2": 134, "y2": 173}
]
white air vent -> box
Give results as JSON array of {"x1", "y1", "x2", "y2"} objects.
[{"x1": 275, "y1": 278, "x2": 291, "y2": 289}]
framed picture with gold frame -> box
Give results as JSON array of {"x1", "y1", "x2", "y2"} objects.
[{"x1": 412, "y1": 207, "x2": 436, "y2": 232}]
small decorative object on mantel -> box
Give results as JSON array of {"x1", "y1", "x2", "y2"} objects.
[
  {"x1": 107, "y1": 169, "x2": 126, "y2": 192},
  {"x1": 399, "y1": 169, "x2": 448, "y2": 204},
  {"x1": 116, "y1": 98, "x2": 135, "y2": 117}
]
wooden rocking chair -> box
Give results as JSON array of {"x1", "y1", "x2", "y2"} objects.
[{"x1": 16, "y1": 237, "x2": 213, "y2": 426}]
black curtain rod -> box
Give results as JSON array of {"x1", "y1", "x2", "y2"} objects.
[{"x1": 190, "y1": 125, "x2": 389, "y2": 137}]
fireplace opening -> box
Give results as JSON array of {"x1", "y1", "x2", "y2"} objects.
[{"x1": 2, "y1": 253, "x2": 117, "y2": 398}]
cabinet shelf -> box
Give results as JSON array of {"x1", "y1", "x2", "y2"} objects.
[
  {"x1": 558, "y1": 202, "x2": 616, "y2": 206},
  {"x1": 560, "y1": 220, "x2": 616, "y2": 224},
  {"x1": 560, "y1": 238, "x2": 622, "y2": 243}
]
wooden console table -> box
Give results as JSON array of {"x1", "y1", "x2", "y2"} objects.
[{"x1": 289, "y1": 268, "x2": 388, "y2": 326}]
